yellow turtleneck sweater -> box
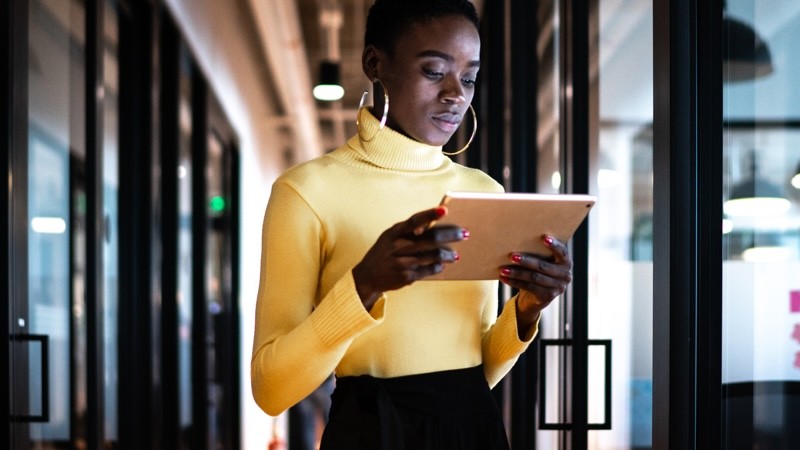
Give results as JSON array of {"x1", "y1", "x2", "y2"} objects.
[{"x1": 251, "y1": 110, "x2": 537, "y2": 416}]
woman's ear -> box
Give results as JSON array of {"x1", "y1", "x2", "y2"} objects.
[{"x1": 362, "y1": 45, "x2": 382, "y2": 81}]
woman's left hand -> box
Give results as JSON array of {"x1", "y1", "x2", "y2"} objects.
[{"x1": 499, "y1": 235, "x2": 573, "y2": 336}]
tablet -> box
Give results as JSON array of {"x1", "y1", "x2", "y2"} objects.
[{"x1": 427, "y1": 191, "x2": 596, "y2": 280}]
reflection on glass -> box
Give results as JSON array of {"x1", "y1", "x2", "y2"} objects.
[
  {"x1": 103, "y1": 0, "x2": 120, "y2": 443},
  {"x1": 178, "y1": 43, "x2": 194, "y2": 447},
  {"x1": 207, "y1": 131, "x2": 225, "y2": 448},
  {"x1": 535, "y1": 1, "x2": 563, "y2": 447},
  {"x1": 28, "y1": 0, "x2": 86, "y2": 446},
  {"x1": 536, "y1": 0, "x2": 561, "y2": 197},
  {"x1": 722, "y1": 2, "x2": 800, "y2": 448}
]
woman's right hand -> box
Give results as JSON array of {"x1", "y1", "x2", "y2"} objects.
[{"x1": 352, "y1": 206, "x2": 468, "y2": 310}]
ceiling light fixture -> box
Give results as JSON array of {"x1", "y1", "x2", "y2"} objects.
[
  {"x1": 724, "y1": 152, "x2": 790, "y2": 217},
  {"x1": 724, "y1": 176, "x2": 791, "y2": 216},
  {"x1": 31, "y1": 217, "x2": 67, "y2": 234},
  {"x1": 791, "y1": 162, "x2": 800, "y2": 190},
  {"x1": 741, "y1": 246, "x2": 792, "y2": 263},
  {"x1": 313, "y1": 60, "x2": 344, "y2": 101},
  {"x1": 313, "y1": 3, "x2": 344, "y2": 102},
  {"x1": 723, "y1": 13, "x2": 773, "y2": 82}
]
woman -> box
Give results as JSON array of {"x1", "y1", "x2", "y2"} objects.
[{"x1": 251, "y1": 0, "x2": 573, "y2": 448}]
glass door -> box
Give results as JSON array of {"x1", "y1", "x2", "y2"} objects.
[
  {"x1": 535, "y1": 1, "x2": 654, "y2": 448},
  {"x1": 177, "y1": 42, "x2": 195, "y2": 450},
  {"x1": 13, "y1": 0, "x2": 86, "y2": 447},
  {"x1": 587, "y1": 1, "x2": 654, "y2": 448},
  {"x1": 204, "y1": 92, "x2": 241, "y2": 450},
  {"x1": 722, "y1": 1, "x2": 800, "y2": 448},
  {"x1": 101, "y1": 1, "x2": 120, "y2": 445},
  {"x1": 9, "y1": 0, "x2": 119, "y2": 448}
]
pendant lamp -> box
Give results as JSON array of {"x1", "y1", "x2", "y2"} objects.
[
  {"x1": 313, "y1": 60, "x2": 344, "y2": 101},
  {"x1": 723, "y1": 14, "x2": 773, "y2": 82}
]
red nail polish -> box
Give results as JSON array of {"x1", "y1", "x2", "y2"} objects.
[
  {"x1": 435, "y1": 206, "x2": 447, "y2": 218},
  {"x1": 501, "y1": 268, "x2": 511, "y2": 276},
  {"x1": 454, "y1": 253, "x2": 460, "y2": 262},
  {"x1": 511, "y1": 253, "x2": 522, "y2": 263},
  {"x1": 543, "y1": 235, "x2": 554, "y2": 246},
  {"x1": 462, "y1": 229, "x2": 470, "y2": 239}
]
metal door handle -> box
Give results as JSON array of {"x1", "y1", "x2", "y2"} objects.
[
  {"x1": 538, "y1": 338, "x2": 612, "y2": 430},
  {"x1": 10, "y1": 334, "x2": 50, "y2": 422}
]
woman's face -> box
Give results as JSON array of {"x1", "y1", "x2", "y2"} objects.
[{"x1": 368, "y1": 15, "x2": 480, "y2": 146}]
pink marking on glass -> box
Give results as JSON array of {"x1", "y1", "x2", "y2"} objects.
[
  {"x1": 792, "y1": 291, "x2": 800, "y2": 313},
  {"x1": 793, "y1": 324, "x2": 800, "y2": 344}
]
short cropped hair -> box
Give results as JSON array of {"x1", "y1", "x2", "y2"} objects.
[{"x1": 364, "y1": 0, "x2": 480, "y2": 55}]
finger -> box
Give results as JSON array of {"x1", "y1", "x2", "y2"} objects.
[
  {"x1": 398, "y1": 206, "x2": 448, "y2": 236},
  {"x1": 396, "y1": 247, "x2": 459, "y2": 264},
  {"x1": 390, "y1": 259, "x2": 449, "y2": 285},
  {"x1": 501, "y1": 277, "x2": 558, "y2": 309},
  {"x1": 389, "y1": 227, "x2": 464, "y2": 258},
  {"x1": 500, "y1": 266, "x2": 569, "y2": 289},
  {"x1": 415, "y1": 261, "x2": 447, "y2": 278},
  {"x1": 508, "y1": 253, "x2": 573, "y2": 280},
  {"x1": 499, "y1": 270, "x2": 566, "y2": 301},
  {"x1": 542, "y1": 235, "x2": 571, "y2": 265},
  {"x1": 502, "y1": 279, "x2": 561, "y2": 303},
  {"x1": 412, "y1": 225, "x2": 468, "y2": 245}
]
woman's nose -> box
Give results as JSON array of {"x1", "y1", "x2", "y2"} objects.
[{"x1": 440, "y1": 77, "x2": 467, "y2": 104}]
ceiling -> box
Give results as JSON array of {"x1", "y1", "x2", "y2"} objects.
[
  {"x1": 244, "y1": 0, "x2": 374, "y2": 159},
  {"x1": 296, "y1": 0, "x2": 373, "y2": 151}
]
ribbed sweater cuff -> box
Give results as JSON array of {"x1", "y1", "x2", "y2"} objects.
[
  {"x1": 310, "y1": 272, "x2": 385, "y2": 349},
  {"x1": 493, "y1": 297, "x2": 538, "y2": 356}
]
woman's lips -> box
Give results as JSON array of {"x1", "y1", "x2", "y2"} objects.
[{"x1": 432, "y1": 113, "x2": 462, "y2": 133}]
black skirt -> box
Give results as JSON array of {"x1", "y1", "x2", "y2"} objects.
[{"x1": 319, "y1": 365, "x2": 510, "y2": 450}]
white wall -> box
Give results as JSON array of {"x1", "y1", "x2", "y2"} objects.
[{"x1": 163, "y1": 1, "x2": 289, "y2": 448}]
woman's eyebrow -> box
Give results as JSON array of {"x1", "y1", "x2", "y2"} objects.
[{"x1": 415, "y1": 49, "x2": 480, "y2": 68}]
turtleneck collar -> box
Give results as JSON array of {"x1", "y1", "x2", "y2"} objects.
[{"x1": 336, "y1": 108, "x2": 450, "y2": 172}]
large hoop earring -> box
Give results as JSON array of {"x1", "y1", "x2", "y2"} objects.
[
  {"x1": 442, "y1": 104, "x2": 477, "y2": 156},
  {"x1": 356, "y1": 79, "x2": 389, "y2": 143}
]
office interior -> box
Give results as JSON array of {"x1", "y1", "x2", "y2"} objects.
[{"x1": 4, "y1": 0, "x2": 800, "y2": 449}]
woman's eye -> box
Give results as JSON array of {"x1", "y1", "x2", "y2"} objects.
[
  {"x1": 462, "y1": 78, "x2": 476, "y2": 86},
  {"x1": 423, "y1": 69, "x2": 444, "y2": 78}
]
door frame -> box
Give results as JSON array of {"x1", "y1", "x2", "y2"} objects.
[
  {"x1": 5, "y1": 0, "x2": 32, "y2": 446},
  {"x1": 652, "y1": 0, "x2": 723, "y2": 448}
]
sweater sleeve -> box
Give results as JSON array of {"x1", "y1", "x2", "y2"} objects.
[
  {"x1": 480, "y1": 293, "x2": 539, "y2": 388},
  {"x1": 250, "y1": 181, "x2": 385, "y2": 416}
]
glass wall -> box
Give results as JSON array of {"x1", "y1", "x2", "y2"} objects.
[
  {"x1": 588, "y1": 1, "x2": 654, "y2": 448},
  {"x1": 722, "y1": 0, "x2": 800, "y2": 448},
  {"x1": 534, "y1": 2, "x2": 653, "y2": 448},
  {"x1": 103, "y1": 0, "x2": 120, "y2": 445},
  {"x1": 206, "y1": 131, "x2": 226, "y2": 448},
  {"x1": 177, "y1": 42, "x2": 194, "y2": 448},
  {"x1": 27, "y1": 0, "x2": 86, "y2": 446},
  {"x1": 8, "y1": 1, "x2": 240, "y2": 448},
  {"x1": 535, "y1": 0, "x2": 564, "y2": 447},
  {"x1": 21, "y1": 0, "x2": 120, "y2": 447}
]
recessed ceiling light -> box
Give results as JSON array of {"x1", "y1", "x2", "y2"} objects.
[{"x1": 31, "y1": 217, "x2": 67, "y2": 234}]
